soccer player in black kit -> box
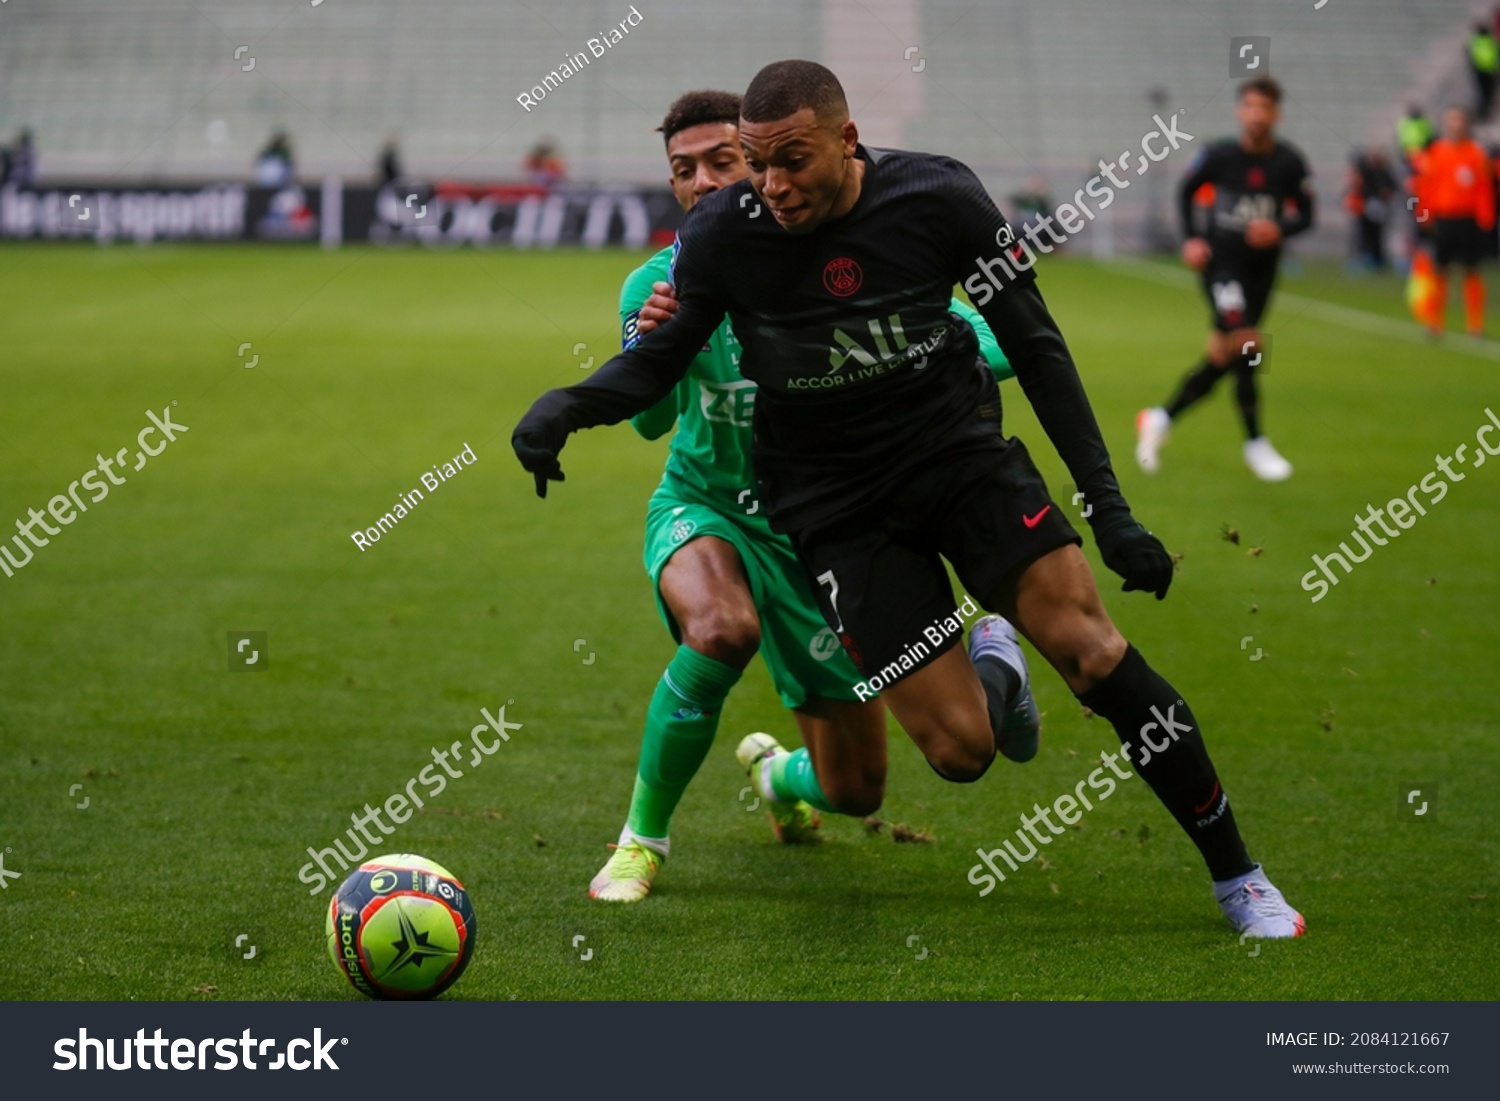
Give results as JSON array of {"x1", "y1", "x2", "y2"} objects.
[
  {"x1": 514, "y1": 60, "x2": 1304, "y2": 938},
  {"x1": 1136, "y1": 77, "x2": 1314, "y2": 482}
]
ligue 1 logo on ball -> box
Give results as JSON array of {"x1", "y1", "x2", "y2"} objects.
[{"x1": 822, "y1": 256, "x2": 863, "y2": 297}]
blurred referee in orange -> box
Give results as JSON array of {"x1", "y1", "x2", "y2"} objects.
[{"x1": 1411, "y1": 106, "x2": 1495, "y2": 337}]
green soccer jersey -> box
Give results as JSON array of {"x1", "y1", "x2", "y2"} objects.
[{"x1": 618, "y1": 246, "x2": 1012, "y2": 522}]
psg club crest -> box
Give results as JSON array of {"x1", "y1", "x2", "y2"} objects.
[{"x1": 823, "y1": 256, "x2": 863, "y2": 297}]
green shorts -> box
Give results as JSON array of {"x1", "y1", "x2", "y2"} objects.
[{"x1": 643, "y1": 492, "x2": 866, "y2": 710}]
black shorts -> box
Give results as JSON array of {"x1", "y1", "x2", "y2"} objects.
[
  {"x1": 789, "y1": 437, "x2": 1081, "y2": 686},
  {"x1": 1433, "y1": 217, "x2": 1488, "y2": 267},
  {"x1": 1202, "y1": 261, "x2": 1276, "y2": 332}
]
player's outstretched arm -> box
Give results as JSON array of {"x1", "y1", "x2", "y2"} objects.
[
  {"x1": 516, "y1": 213, "x2": 729, "y2": 496},
  {"x1": 621, "y1": 267, "x2": 682, "y2": 441},
  {"x1": 979, "y1": 284, "x2": 1174, "y2": 599},
  {"x1": 512, "y1": 296, "x2": 722, "y2": 497}
]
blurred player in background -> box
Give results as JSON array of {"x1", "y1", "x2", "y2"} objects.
[
  {"x1": 524, "y1": 138, "x2": 567, "y2": 189},
  {"x1": 589, "y1": 89, "x2": 1019, "y2": 902},
  {"x1": 1409, "y1": 106, "x2": 1494, "y2": 338},
  {"x1": 376, "y1": 136, "x2": 403, "y2": 187},
  {"x1": 1136, "y1": 77, "x2": 1314, "y2": 482},
  {"x1": 1469, "y1": 23, "x2": 1498, "y2": 122},
  {"x1": 2, "y1": 127, "x2": 38, "y2": 186},
  {"x1": 1397, "y1": 104, "x2": 1435, "y2": 167},
  {"x1": 1345, "y1": 147, "x2": 1395, "y2": 271},
  {"x1": 255, "y1": 130, "x2": 295, "y2": 187}
]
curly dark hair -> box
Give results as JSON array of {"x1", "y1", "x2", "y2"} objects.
[
  {"x1": 658, "y1": 89, "x2": 742, "y2": 147},
  {"x1": 1239, "y1": 76, "x2": 1283, "y2": 104},
  {"x1": 741, "y1": 59, "x2": 848, "y2": 127}
]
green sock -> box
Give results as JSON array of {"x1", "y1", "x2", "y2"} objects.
[
  {"x1": 769, "y1": 747, "x2": 839, "y2": 815},
  {"x1": 625, "y1": 645, "x2": 743, "y2": 840}
]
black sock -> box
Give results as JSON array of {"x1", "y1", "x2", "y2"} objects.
[
  {"x1": 1163, "y1": 358, "x2": 1227, "y2": 419},
  {"x1": 1233, "y1": 355, "x2": 1261, "y2": 439},
  {"x1": 974, "y1": 655, "x2": 1021, "y2": 749},
  {"x1": 1077, "y1": 645, "x2": 1254, "y2": 882}
]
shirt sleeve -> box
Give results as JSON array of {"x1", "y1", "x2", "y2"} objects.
[
  {"x1": 1178, "y1": 147, "x2": 1214, "y2": 239},
  {"x1": 515, "y1": 215, "x2": 725, "y2": 454},
  {"x1": 949, "y1": 296, "x2": 1013, "y2": 382},
  {"x1": 1476, "y1": 148, "x2": 1497, "y2": 231},
  {"x1": 938, "y1": 161, "x2": 1129, "y2": 527},
  {"x1": 1279, "y1": 151, "x2": 1316, "y2": 238},
  {"x1": 944, "y1": 159, "x2": 1039, "y2": 311},
  {"x1": 619, "y1": 260, "x2": 683, "y2": 441},
  {"x1": 936, "y1": 162, "x2": 1128, "y2": 525},
  {"x1": 972, "y1": 282, "x2": 1131, "y2": 531}
]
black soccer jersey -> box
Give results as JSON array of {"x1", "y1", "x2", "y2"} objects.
[
  {"x1": 1179, "y1": 139, "x2": 1315, "y2": 263},
  {"x1": 518, "y1": 144, "x2": 1128, "y2": 535}
]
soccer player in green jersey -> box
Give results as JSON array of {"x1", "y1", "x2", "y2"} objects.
[{"x1": 590, "y1": 89, "x2": 1018, "y2": 901}]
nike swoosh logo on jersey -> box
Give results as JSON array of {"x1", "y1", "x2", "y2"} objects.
[{"x1": 1022, "y1": 506, "x2": 1052, "y2": 529}]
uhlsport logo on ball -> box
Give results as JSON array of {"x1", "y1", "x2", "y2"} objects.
[{"x1": 325, "y1": 853, "x2": 476, "y2": 1000}]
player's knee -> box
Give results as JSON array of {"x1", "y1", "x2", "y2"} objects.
[
  {"x1": 825, "y1": 776, "x2": 884, "y2": 817},
  {"x1": 927, "y1": 746, "x2": 993, "y2": 784},
  {"x1": 679, "y1": 605, "x2": 760, "y2": 667},
  {"x1": 913, "y1": 728, "x2": 993, "y2": 783},
  {"x1": 1073, "y1": 628, "x2": 1129, "y2": 691},
  {"x1": 901, "y1": 702, "x2": 994, "y2": 781}
]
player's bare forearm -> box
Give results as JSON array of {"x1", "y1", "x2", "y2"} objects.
[
  {"x1": 635, "y1": 281, "x2": 678, "y2": 335},
  {"x1": 1245, "y1": 219, "x2": 1283, "y2": 250}
]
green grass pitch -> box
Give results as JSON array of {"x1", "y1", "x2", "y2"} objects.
[{"x1": 0, "y1": 243, "x2": 1495, "y2": 1000}]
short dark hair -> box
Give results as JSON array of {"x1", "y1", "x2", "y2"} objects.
[
  {"x1": 658, "y1": 90, "x2": 742, "y2": 147},
  {"x1": 1239, "y1": 76, "x2": 1283, "y2": 105},
  {"x1": 741, "y1": 59, "x2": 848, "y2": 127}
]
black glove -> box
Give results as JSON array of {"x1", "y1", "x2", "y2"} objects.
[
  {"x1": 1093, "y1": 513, "x2": 1173, "y2": 600},
  {"x1": 511, "y1": 408, "x2": 567, "y2": 499}
]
